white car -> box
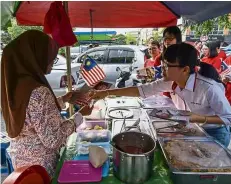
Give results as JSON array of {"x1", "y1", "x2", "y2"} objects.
[
  {"x1": 46, "y1": 55, "x2": 85, "y2": 97},
  {"x1": 46, "y1": 45, "x2": 146, "y2": 96}
]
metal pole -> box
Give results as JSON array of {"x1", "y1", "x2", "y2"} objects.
[
  {"x1": 64, "y1": 1, "x2": 74, "y2": 116},
  {"x1": 90, "y1": 9, "x2": 93, "y2": 44}
]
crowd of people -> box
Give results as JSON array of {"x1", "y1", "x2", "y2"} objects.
[{"x1": 1, "y1": 26, "x2": 231, "y2": 178}]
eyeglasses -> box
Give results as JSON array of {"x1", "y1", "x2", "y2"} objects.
[{"x1": 162, "y1": 62, "x2": 183, "y2": 70}]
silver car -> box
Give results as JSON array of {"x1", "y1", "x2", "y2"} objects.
[{"x1": 46, "y1": 45, "x2": 145, "y2": 96}]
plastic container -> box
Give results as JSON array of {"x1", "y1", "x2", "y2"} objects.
[
  {"x1": 77, "y1": 130, "x2": 111, "y2": 143},
  {"x1": 77, "y1": 121, "x2": 107, "y2": 131},
  {"x1": 73, "y1": 155, "x2": 110, "y2": 177},
  {"x1": 58, "y1": 160, "x2": 102, "y2": 183},
  {"x1": 77, "y1": 142, "x2": 111, "y2": 155}
]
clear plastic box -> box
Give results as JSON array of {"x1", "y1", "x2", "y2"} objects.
[
  {"x1": 76, "y1": 142, "x2": 111, "y2": 155},
  {"x1": 77, "y1": 130, "x2": 111, "y2": 143},
  {"x1": 76, "y1": 121, "x2": 107, "y2": 131}
]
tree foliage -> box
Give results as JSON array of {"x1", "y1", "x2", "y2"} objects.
[
  {"x1": 125, "y1": 33, "x2": 137, "y2": 45},
  {"x1": 185, "y1": 14, "x2": 231, "y2": 36},
  {"x1": 7, "y1": 19, "x2": 43, "y2": 40},
  {"x1": 113, "y1": 34, "x2": 126, "y2": 45}
]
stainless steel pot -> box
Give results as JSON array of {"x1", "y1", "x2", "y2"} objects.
[{"x1": 112, "y1": 131, "x2": 156, "y2": 184}]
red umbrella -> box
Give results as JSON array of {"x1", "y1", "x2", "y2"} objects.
[{"x1": 15, "y1": 1, "x2": 178, "y2": 27}]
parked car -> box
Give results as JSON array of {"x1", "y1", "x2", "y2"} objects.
[
  {"x1": 53, "y1": 54, "x2": 67, "y2": 66},
  {"x1": 73, "y1": 45, "x2": 145, "y2": 84},
  {"x1": 70, "y1": 46, "x2": 88, "y2": 60},
  {"x1": 46, "y1": 45, "x2": 145, "y2": 96}
]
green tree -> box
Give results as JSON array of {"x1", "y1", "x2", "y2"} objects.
[
  {"x1": 113, "y1": 34, "x2": 126, "y2": 45},
  {"x1": 7, "y1": 18, "x2": 43, "y2": 40},
  {"x1": 185, "y1": 14, "x2": 231, "y2": 36},
  {"x1": 125, "y1": 33, "x2": 137, "y2": 45}
]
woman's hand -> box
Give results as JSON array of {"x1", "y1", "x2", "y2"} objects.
[
  {"x1": 62, "y1": 91, "x2": 74, "y2": 103},
  {"x1": 78, "y1": 105, "x2": 94, "y2": 116},
  {"x1": 89, "y1": 90, "x2": 108, "y2": 101}
]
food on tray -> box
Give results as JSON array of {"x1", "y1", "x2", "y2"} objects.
[
  {"x1": 77, "y1": 130, "x2": 110, "y2": 142},
  {"x1": 164, "y1": 140, "x2": 231, "y2": 171},
  {"x1": 153, "y1": 122, "x2": 205, "y2": 136},
  {"x1": 149, "y1": 108, "x2": 190, "y2": 121},
  {"x1": 84, "y1": 125, "x2": 104, "y2": 130}
]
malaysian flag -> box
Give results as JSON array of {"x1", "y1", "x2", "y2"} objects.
[
  {"x1": 220, "y1": 60, "x2": 231, "y2": 77},
  {"x1": 80, "y1": 56, "x2": 106, "y2": 87}
]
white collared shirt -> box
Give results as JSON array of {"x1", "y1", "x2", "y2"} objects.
[{"x1": 138, "y1": 73, "x2": 231, "y2": 128}]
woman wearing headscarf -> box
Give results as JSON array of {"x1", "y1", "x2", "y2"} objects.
[{"x1": 1, "y1": 30, "x2": 83, "y2": 177}]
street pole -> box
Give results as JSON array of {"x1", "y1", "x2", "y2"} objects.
[{"x1": 64, "y1": 1, "x2": 74, "y2": 116}]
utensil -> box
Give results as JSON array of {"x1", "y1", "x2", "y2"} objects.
[{"x1": 112, "y1": 131, "x2": 156, "y2": 184}]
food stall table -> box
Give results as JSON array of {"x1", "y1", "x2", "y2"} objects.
[{"x1": 52, "y1": 133, "x2": 173, "y2": 184}]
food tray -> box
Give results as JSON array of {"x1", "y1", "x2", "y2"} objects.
[
  {"x1": 159, "y1": 138, "x2": 231, "y2": 172},
  {"x1": 77, "y1": 130, "x2": 111, "y2": 143},
  {"x1": 159, "y1": 138, "x2": 231, "y2": 184},
  {"x1": 142, "y1": 95, "x2": 175, "y2": 108},
  {"x1": 76, "y1": 120, "x2": 107, "y2": 131},
  {"x1": 152, "y1": 121, "x2": 208, "y2": 138},
  {"x1": 105, "y1": 97, "x2": 142, "y2": 108},
  {"x1": 105, "y1": 107, "x2": 142, "y2": 119}
]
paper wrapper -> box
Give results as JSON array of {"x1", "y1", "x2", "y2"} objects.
[{"x1": 89, "y1": 146, "x2": 108, "y2": 168}]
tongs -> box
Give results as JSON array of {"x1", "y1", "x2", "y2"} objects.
[
  {"x1": 156, "y1": 123, "x2": 185, "y2": 133},
  {"x1": 120, "y1": 118, "x2": 141, "y2": 132}
]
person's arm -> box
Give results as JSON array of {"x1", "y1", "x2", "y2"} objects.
[
  {"x1": 93, "y1": 79, "x2": 172, "y2": 100},
  {"x1": 190, "y1": 84, "x2": 231, "y2": 125},
  {"x1": 190, "y1": 113, "x2": 224, "y2": 124},
  {"x1": 29, "y1": 87, "x2": 77, "y2": 150}
]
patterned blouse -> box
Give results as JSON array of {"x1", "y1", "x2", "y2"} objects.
[{"x1": 9, "y1": 86, "x2": 75, "y2": 176}]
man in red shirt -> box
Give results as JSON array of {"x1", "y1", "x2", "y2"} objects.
[{"x1": 216, "y1": 41, "x2": 227, "y2": 61}]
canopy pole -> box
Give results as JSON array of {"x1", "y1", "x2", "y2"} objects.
[
  {"x1": 64, "y1": 1, "x2": 74, "y2": 116},
  {"x1": 90, "y1": 9, "x2": 93, "y2": 44}
]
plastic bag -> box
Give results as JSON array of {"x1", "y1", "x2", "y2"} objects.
[{"x1": 89, "y1": 146, "x2": 108, "y2": 168}]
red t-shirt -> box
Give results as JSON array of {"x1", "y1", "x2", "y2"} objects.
[
  {"x1": 218, "y1": 50, "x2": 227, "y2": 61},
  {"x1": 225, "y1": 82, "x2": 231, "y2": 105},
  {"x1": 224, "y1": 55, "x2": 231, "y2": 66},
  {"x1": 144, "y1": 54, "x2": 161, "y2": 67},
  {"x1": 201, "y1": 56, "x2": 222, "y2": 73}
]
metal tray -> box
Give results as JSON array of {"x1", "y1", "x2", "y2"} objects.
[
  {"x1": 105, "y1": 107, "x2": 142, "y2": 120},
  {"x1": 152, "y1": 121, "x2": 209, "y2": 138},
  {"x1": 105, "y1": 97, "x2": 142, "y2": 108},
  {"x1": 159, "y1": 138, "x2": 231, "y2": 184}
]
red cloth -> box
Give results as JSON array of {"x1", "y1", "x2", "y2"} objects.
[
  {"x1": 144, "y1": 54, "x2": 161, "y2": 67},
  {"x1": 225, "y1": 82, "x2": 231, "y2": 105},
  {"x1": 218, "y1": 50, "x2": 227, "y2": 61},
  {"x1": 43, "y1": 2, "x2": 77, "y2": 47},
  {"x1": 201, "y1": 56, "x2": 222, "y2": 73},
  {"x1": 224, "y1": 56, "x2": 231, "y2": 66}
]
